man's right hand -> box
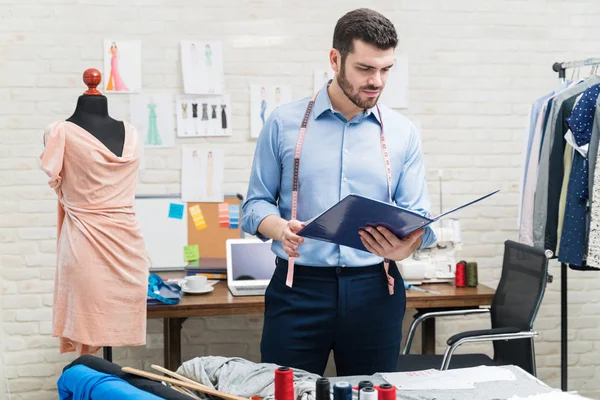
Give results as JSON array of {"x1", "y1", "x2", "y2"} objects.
[{"x1": 279, "y1": 219, "x2": 305, "y2": 258}]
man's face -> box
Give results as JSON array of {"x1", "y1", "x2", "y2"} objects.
[{"x1": 335, "y1": 39, "x2": 395, "y2": 109}]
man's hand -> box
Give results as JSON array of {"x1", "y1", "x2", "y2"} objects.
[
  {"x1": 279, "y1": 219, "x2": 305, "y2": 258},
  {"x1": 359, "y1": 226, "x2": 424, "y2": 261}
]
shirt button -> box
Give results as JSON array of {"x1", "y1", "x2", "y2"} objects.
[
  {"x1": 343, "y1": 177, "x2": 347, "y2": 182},
  {"x1": 342, "y1": 264, "x2": 346, "y2": 268},
  {"x1": 344, "y1": 149, "x2": 348, "y2": 154}
]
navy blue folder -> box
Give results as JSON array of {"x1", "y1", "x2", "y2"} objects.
[{"x1": 297, "y1": 190, "x2": 499, "y2": 252}]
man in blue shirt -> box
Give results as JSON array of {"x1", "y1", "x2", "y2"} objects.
[{"x1": 241, "y1": 8, "x2": 436, "y2": 377}]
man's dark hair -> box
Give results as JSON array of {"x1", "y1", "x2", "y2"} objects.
[{"x1": 333, "y1": 8, "x2": 398, "y2": 63}]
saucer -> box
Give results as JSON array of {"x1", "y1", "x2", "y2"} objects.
[{"x1": 183, "y1": 286, "x2": 214, "y2": 295}]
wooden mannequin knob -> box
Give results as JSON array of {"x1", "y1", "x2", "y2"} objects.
[{"x1": 83, "y1": 68, "x2": 102, "y2": 95}]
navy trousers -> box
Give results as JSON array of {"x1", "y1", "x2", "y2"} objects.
[{"x1": 260, "y1": 257, "x2": 406, "y2": 377}]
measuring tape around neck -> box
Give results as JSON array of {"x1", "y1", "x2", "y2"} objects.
[{"x1": 286, "y1": 90, "x2": 395, "y2": 296}]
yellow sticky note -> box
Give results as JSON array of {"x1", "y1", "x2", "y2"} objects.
[
  {"x1": 189, "y1": 205, "x2": 207, "y2": 230},
  {"x1": 184, "y1": 244, "x2": 200, "y2": 262}
]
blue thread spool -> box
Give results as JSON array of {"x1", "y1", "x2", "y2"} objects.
[{"x1": 333, "y1": 381, "x2": 351, "y2": 400}]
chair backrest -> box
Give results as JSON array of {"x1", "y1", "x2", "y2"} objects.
[{"x1": 490, "y1": 239, "x2": 549, "y2": 374}]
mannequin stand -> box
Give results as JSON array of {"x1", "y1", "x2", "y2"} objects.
[{"x1": 103, "y1": 346, "x2": 112, "y2": 362}]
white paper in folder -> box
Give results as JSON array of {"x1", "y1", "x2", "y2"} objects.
[{"x1": 381, "y1": 366, "x2": 516, "y2": 390}]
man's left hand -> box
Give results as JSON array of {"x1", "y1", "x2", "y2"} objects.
[{"x1": 359, "y1": 226, "x2": 424, "y2": 261}]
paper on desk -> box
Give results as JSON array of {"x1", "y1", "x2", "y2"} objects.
[
  {"x1": 381, "y1": 366, "x2": 516, "y2": 391},
  {"x1": 508, "y1": 391, "x2": 594, "y2": 400}
]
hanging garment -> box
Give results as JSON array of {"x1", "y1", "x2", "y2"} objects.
[
  {"x1": 533, "y1": 76, "x2": 600, "y2": 252},
  {"x1": 556, "y1": 144, "x2": 573, "y2": 256},
  {"x1": 519, "y1": 99, "x2": 553, "y2": 245},
  {"x1": 585, "y1": 97, "x2": 600, "y2": 268},
  {"x1": 40, "y1": 121, "x2": 149, "y2": 355},
  {"x1": 201, "y1": 103, "x2": 209, "y2": 120},
  {"x1": 519, "y1": 89, "x2": 559, "y2": 227},
  {"x1": 558, "y1": 84, "x2": 600, "y2": 266}
]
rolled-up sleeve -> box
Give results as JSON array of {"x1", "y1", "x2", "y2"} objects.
[
  {"x1": 395, "y1": 122, "x2": 437, "y2": 249},
  {"x1": 241, "y1": 110, "x2": 282, "y2": 241}
]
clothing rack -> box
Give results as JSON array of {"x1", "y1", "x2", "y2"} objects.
[{"x1": 550, "y1": 57, "x2": 600, "y2": 392}]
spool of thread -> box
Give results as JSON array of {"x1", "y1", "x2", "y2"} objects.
[
  {"x1": 376, "y1": 383, "x2": 396, "y2": 400},
  {"x1": 466, "y1": 261, "x2": 478, "y2": 287},
  {"x1": 274, "y1": 367, "x2": 294, "y2": 400},
  {"x1": 333, "y1": 381, "x2": 352, "y2": 400},
  {"x1": 360, "y1": 387, "x2": 378, "y2": 400},
  {"x1": 358, "y1": 381, "x2": 373, "y2": 400},
  {"x1": 316, "y1": 377, "x2": 330, "y2": 400},
  {"x1": 455, "y1": 261, "x2": 466, "y2": 287}
]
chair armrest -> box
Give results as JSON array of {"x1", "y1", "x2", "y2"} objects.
[
  {"x1": 402, "y1": 308, "x2": 490, "y2": 354},
  {"x1": 447, "y1": 327, "x2": 521, "y2": 346},
  {"x1": 441, "y1": 330, "x2": 538, "y2": 370}
]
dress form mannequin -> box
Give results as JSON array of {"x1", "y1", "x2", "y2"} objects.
[{"x1": 66, "y1": 68, "x2": 125, "y2": 157}]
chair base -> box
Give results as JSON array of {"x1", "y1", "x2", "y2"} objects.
[{"x1": 397, "y1": 354, "x2": 496, "y2": 372}]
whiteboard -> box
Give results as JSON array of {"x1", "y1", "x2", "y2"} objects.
[{"x1": 133, "y1": 195, "x2": 188, "y2": 270}]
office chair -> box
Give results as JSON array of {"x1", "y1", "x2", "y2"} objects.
[{"x1": 397, "y1": 239, "x2": 550, "y2": 376}]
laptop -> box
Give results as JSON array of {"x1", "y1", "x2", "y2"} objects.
[{"x1": 226, "y1": 238, "x2": 277, "y2": 296}]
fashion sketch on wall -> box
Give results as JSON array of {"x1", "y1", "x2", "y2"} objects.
[
  {"x1": 129, "y1": 94, "x2": 175, "y2": 148},
  {"x1": 176, "y1": 94, "x2": 231, "y2": 137},
  {"x1": 250, "y1": 84, "x2": 292, "y2": 139},
  {"x1": 181, "y1": 40, "x2": 224, "y2": 95},
  {"x1": 103, "y1": 40, "x2": 142, "y2": 93},
  {"x1": 181, "y1": 147, "x2": 224, "y2": 203}
]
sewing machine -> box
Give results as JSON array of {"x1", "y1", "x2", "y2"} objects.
[{"x1": 397, "y1": 218, "x2": 462, "y2": 285}]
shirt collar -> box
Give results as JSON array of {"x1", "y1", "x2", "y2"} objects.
[{"x1": 312, "y1": 81, "x2": 382, "y2": 125}]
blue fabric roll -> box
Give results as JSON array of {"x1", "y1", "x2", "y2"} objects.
[{"x1": 58, "y1": 364, "x2": 165, "y2": 400}]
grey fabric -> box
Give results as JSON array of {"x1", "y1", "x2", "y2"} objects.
[
  {"x1": 587, "y1": 97, "x2": 600, "y2": 268},
  {"x1": 176, "y1": 356, "x2": 321, "y2": 400},
  {"x1": 533, "y1": 76, "x2": 600, "y2": 251},
  {"x1": 176, "y1": 357, "x2": 585, "y2": 400}
]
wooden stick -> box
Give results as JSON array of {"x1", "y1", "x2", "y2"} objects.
[
  {"x1": 151, "y1": 364, "x2": 212, "y2": 390},
  {"x1": 169, "y1": 384, "x2": 200, "y2": 399},
  {"x1": 122, "y1": 367, "x2": 251, "y2": 400}
]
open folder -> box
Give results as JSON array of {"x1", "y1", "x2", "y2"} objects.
[{"x1": 297, "y1": 190, "x2": 499, "y2": 252}]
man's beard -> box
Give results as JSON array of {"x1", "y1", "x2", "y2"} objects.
[{"x1": 336, "y1": 63, "x2": 382, "y2": 109}]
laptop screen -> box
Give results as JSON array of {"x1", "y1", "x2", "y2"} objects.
[{"x1": 230, "y1": 241, "x2": 277, "y2": 281}]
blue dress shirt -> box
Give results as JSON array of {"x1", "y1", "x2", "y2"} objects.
[{"x1": 241, "y1": 84, "x2": 437, "y2": 267}]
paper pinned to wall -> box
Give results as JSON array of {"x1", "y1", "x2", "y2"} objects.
[
  {"x1": 103, "y1": 39, "x2": 142, "y2": 93},
  {"x1": 181, "y1": 147, "x2": 224, "y2": 203},
  {"x1": 130, "y1": 93, "x2": 175, "y2": 147},
  {"x1": 181, "y1": 40, "x2": 224, "y2": 95},
  {"x1": 380, "y1": 52, "x2": 409, "y2": 109},
  {"x1": 176, "y1": 94, "x2": 232, "y2": 137},
  {"x1": 250, "y1": 84, "x2": 292, "y2": 139}
]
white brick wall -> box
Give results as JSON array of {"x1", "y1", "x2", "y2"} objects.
[{"x1": 1, "y1": 0, "x2": 600, "y2": 398}]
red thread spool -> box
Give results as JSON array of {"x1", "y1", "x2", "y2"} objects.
[
  {"x1": 376, "y1": 383, "x2": 396, "y2": 400},
  {"x1": 455, "y1": 261, "x2": 466, "y2": 287},
  {"x1": 274, "y1": 367, "x2": 294, "y2": 400}
]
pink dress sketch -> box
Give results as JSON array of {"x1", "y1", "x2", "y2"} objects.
[{"x1": 106, "y1": 42, "x2": 129, "y2": 91}]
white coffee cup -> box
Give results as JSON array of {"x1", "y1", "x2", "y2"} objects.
[{"x1": 183, "y1": 275, "x2": 207, "y2": 291}]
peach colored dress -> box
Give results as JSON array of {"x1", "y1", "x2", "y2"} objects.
[{"x1": 40, "y1": 120, "x2": 149, "y2": 356}]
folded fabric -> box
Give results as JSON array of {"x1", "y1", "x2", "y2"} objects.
[
  {"x1": 63, "y1": 355, "x2": 190, "y2": 400},
  {"x1": 176, "y1": 355, "x2": 322, "y2": 400},
  {"x1": 58, "y1": 364, "x2": 164, "y2": 400}
]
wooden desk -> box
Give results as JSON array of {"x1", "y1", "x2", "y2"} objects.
[{"x1": 147, "y1": 278, "x2": 495, "y2": 371}]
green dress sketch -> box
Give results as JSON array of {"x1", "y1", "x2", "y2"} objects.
[{"x1": 145, "y1": 102, "x2": 162, "y2": 145}]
